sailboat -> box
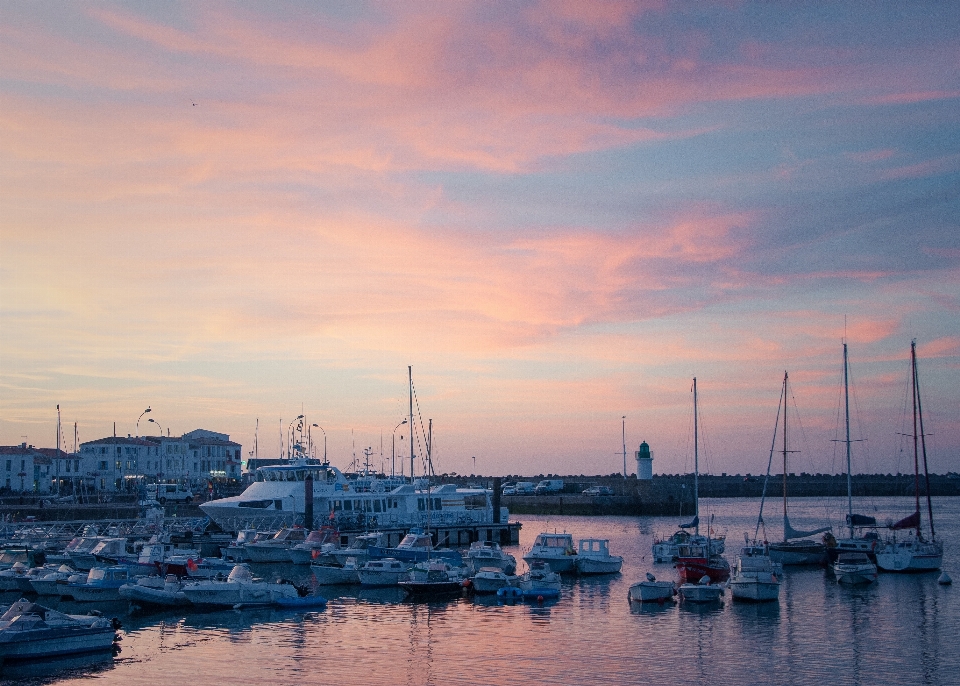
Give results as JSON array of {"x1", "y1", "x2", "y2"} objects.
[
  {"x1": 767, "y1": 371, "x2": 831, "y2": 566},
  {"x1": 674, "y1": 378, "x2": 730, "y2": 584},
  {"x1": 874, "y1": 341, "x2": 943, "y2": 572},
  {"x1": 824, "y1": 342, "x2": 883, "y2": 563}
]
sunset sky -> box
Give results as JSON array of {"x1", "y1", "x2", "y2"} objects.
[{"x1": 2, "y1": 2, "x2": 958, "y2": 479}]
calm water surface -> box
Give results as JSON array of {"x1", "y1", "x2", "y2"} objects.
[{"x1": 4, "y1": 496, "x2": 958, "y2": 685}]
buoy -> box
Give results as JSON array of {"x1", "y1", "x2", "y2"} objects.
[
  {"x1": 537, "y1": 595, "x2": 544, "y2": 602},
  {"x1": 938, "y1": 571, "x2": 952, "y2": 585}
]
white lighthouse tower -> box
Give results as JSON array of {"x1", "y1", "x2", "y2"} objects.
[{"x1": 635, "y1": 441, "x2": 653, "y2": 480}]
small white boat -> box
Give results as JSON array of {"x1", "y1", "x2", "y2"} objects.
[
  {"x1": 180, "y1": 564, "x2": 300, "y2": 608},
  {"x1": 522, "y1": 533, "x2": 577, "y2": 574},
  {"x1": 628, "y1": 573, "x2": 676, "y2": 604},
  {"x1": 728, "y1": 547, "x2": 781, "y2": 602},
  {"x1": 678, "y1": 575, "x2": 723, "y2": 604},
  {"x1": 244, "y1": 527, "x2": 309, "y2": 563},
  {"x1": 357, "y1": 558, "x2": 410, "y2": 587},
  {"x1": 518, "y1": 560, "x2": 562, "y2": 599},
  {"x1": 574, "y1": 539, "x2": 623, "y2": 575},
  {"x1": 73, "y1": 538, "x2": 131, "y2": 573},
  {"x1": 29, "y1": 565, "x2": 77, "y2": 597},
  {"x1": 0, "y1": 562, "x2": 30, "y2": 592},
  {"x1": 469, "y1": 567, "x2": 518, "y2": 594},
  {"x1": 66, "y1": 566, "x2": 133, "y2": 602},
  {"x1": 119, "y1": 574, "x2": 192, "y2": 609},
  {"x1": 290, "y1": 526, "x2": 340, "y2": 565},
  {"x1": 0, "y1": 598, "x2": 120, "y2": 664},
  {"x1": 220, "y1": 529, "x2": 262, "y2": 562},
  {"x1": 465, "y1": 541, "x2": 516, "y2": 575},
  {"x1": 832, "y1": 552, "x2": 878, "y2": 585},
  {"x1": 311, "y1": 557, "x2": 361, "y2": 585},
  {"x1": 329, "y1": 532, "x2": 385, "y2": 566}
]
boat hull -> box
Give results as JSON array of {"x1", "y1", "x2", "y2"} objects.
[
  {"x1": 678, "y1": 584, "x2": 723, "y2": 603},
  {"x1": 0, "y1": 625, "x2": 117, "y2": 662},
  {"x1": 576, "y1": 557, "x2": 622, "y2": 575},
  {"x1": 728, "y1": 578, "x2": 780, "y2": 602},
  {"x1": 676, "y1": 557, "x2": 730, "y2": 583},
  {"x1": 311, "y1": 564, "x2": 360, "y2": 585},
  {"x1": 834, "y1": 565, "x2": 878, "y2": 585},
  {"x1": 875, "y1": 540, "x2": 942, "y2": 573},
  {"x1": 768, "y1": 541, "x2": 827, "y2": 566},
  {"x1": 628, "y1": 581, "x2": 676, "y2": 603}
]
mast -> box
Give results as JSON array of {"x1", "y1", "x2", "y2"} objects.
[
  {"x1": 843, "y1": 343, "x2": 853, "y2": 538},
  {"x1": 56, "y1": 404, "x2": 61, "y2": 496},
  {"x1": 910, "y1": 340, "x2": 921, "y2": 538},
  {"x1": 409, "y1": 365, "x2": 415, "y2": 485},
  {"x1": 693, "y1": 377, "x2": 699, "y2": 536},
  {"x1": 911, "y1": 340, "x2": 935, "y2": 540},
  {"x1": 782, "y1": 371, "x2": 788, "y2": 536}
]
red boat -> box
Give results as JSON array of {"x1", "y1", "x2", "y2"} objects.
[{"x1": 675, "y1": 542, "x2": 730, "y2": 583}]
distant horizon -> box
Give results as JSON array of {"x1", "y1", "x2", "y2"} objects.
[{"x1": 2, "y1": 3, "x2": 958, "y2": 478}]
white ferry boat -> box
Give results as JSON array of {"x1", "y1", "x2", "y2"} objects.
[{"x1": 200, "y1": 459, "x2": 506, "y2": 534}]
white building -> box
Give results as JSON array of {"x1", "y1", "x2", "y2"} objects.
[{"x1": 0, "y1": 444, "x2": 54, "y2": 493}]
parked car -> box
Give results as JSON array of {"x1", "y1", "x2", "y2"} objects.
[
  {"x1": 582, "y1": 486, "x2": 614, "y2": 496},
  {"x1": 502, "y1": 486, "x2": 517, "y2": 495}
]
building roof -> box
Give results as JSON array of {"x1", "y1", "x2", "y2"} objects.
[{"x1": 80, "y1": 436, "x2": 158, "y2": 448}]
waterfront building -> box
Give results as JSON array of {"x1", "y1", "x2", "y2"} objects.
[{"x1": 0, "y1": 444, "x2": 55, "y2": 493}]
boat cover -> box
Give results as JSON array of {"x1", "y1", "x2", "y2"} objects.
[
  {"x1": 783, "y1": 515, "x2": 831, "y2": 540},
  {"x1": 890, "y1": 511, "x2": 920, "y2": 530},
  {"x1": 846, "y1": 514, "x2": 877, "y2": 527}
]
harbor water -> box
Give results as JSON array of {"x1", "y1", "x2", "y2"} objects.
[{"x1": 4, "y1": 495, "x2": 958, "y2": 685}]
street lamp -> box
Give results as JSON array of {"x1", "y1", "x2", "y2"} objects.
[
  {"x1": 392, "y1": 419, "x2": 407, "y2": 478},
  {"x1": 622, "y1": 416, "x2": 627, "y2": 478},
  {"x1": 136, "y1": 407, "x2": 151, "y2": 438},
  {"x1": 472, "y1": 456, "x2": 476, "y2": 474},
  {"x1": 287, "y1": 415, "x2": 304, "y2": 460},
  {"x1": 311, "y1": 424, "x2": 327, "y2": 464}
]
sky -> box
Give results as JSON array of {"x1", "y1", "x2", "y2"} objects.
[{"x1": 1, "y1": 1, "x2": 958, "y2": 480}]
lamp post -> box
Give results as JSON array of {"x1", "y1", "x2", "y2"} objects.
[
  {"x1": 287, "y1": 415, "x2": 304, "y2": 460},
  {"x1": 311, "y1": 424, "x2": 327, "y2": 464},
  {"x1": 136, "y1": 407, "x2": 151, "y2": 438},
  {"x1": 473, "y1": 456, "x2": 476, "y2": 474},
  {"x1": 148, "y1": 418, "x2": 163, "y2": 483},
  {"x1": 622, "y1": 416, "x2": 627, "y2": 478},
  {"x1": 392, "y1": 419, "x2": 407, "y2": 478}
]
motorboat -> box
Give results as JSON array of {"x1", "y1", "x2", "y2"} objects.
[
  {"x1": 133, "y1": 535, "x2": 202, "y2": 576},
  {"x1": 329, "y1": 532, "x2": 384, "y2": 566},
  {"x1": 29, "y1": 565, "x2": 77, "y2": 597},
  {"x1": 289, "y1": 526, "x2": 340, "y2": 565},
  {"x1": 368, "y1": 529, "x2": 463, "y2": 566},
  {"x1": 244, "y1": 527, "x2": 309, "y2": 563},
  {"x1": 518, "y1": 560, "x2": 562, "y2": 599},
  {"x1": 13, "y1": 564, "x2": 64, "y2": 594},
  {"x1": 180, "y1": 564, "x2": 301, "y2": 608},
  {"x1": 628, "y1": 573, "x2": 677, "y2": 604},
  {"x1": 574, "y1": 538, "x2": 623, "y2": 575},
  {"x1": 73, "y1": 538, "x2": 131, "y2": 572},
  {"x1": 727, "y1": 547, "x2": 781, "y2": 602},
  {"x1": 652, "y1": 528, "x2": 724, "y2": 563},
  {"x1": 678, "y1": 575, "x2": 723, "y2": 604},
  {"x1": 0, "y1": 562, "x2": 30, "y2": 592},
  {"x1": 675, "y1": 540, "x2": 730, "y2": 584},
  {"x1": 464, "y1": 541, "x2": 516, "y2": 575},
  {"x1": 200, "y1": 457, "x2": 505, "y2": 534},
  {"x1": 398, "y1": 561, "x2": 466, "y2": 599},
  {"x1": 66, "y1": 566, "x2": 133, "y2": 602},
  {"x1": 522, "y1": 533, "x2": 577, "y2": 574},
  {"x1": 311, "y1": 557, "x2": 362, "y2": 585},
  {"x1": 469, "y1": 567, "x2": 518, "y2": 594},
  {"x1": 0, "y1": 598, "x2": 120, "y2": 664},
  {"x1": 119, "y1": 574, "x2": 192, "y2": 609},
  {"x1": 220, "y1": 529, "x2": 263, "y2": 562},
  {"x1": 358, "y1": 558, "x2": 410, "y2": 587},
  {"x1": 0, "y1": 548, "x2": 45, "y2": 572},
  {"x1": 832, "y1": 552, "x2": 878, "y2": 585}
]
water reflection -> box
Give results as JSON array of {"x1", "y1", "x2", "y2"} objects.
[{"x1": 0, "y1": 649, "x2": 116, "y2": 682}]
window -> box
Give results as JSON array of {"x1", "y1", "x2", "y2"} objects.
[
  {"x1": 4, "y1": 460, "x2": 9, "y2": 471},
  {"x1": 99, "y1": 460, "x2": 107, "y2": 470}
]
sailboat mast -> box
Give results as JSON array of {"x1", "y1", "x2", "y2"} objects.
[
  {"x1": 409, "y1": 365, "x2": 415, "y2": 485},
  {"x1": 910, "y1": 341, "x2": 921, "y2": 538},
  {"x1": 782, "y1": 372, "x2": 788, "y2": 531},
  {"x1": 912, "y1": 340, "x2": 936, "y2": 540},
  {"x1": 843, "y1": 343, "x2": 854, "y2": 538},
  {"x1": 693, "y1": 377, "x2": 699, "y2": 536}
]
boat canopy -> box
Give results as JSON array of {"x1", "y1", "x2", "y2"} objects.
[{"x1": 846, "y1": 513, "x2": 877, "y2": 527}]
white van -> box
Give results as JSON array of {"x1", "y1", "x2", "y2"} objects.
[
  {"x1": 147, "y1": 483, "x2": 194, "y2": 504},
  {"x1": 535, "y1": 479, "x2": 564, "y2": 494},
  {"x1": 514, "y1": 482, "x2": 536, "y2": 495}
]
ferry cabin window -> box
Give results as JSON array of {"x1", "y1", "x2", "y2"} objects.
[{"x1": 374, "y1": 500, "x2": 382, "y2": 513}]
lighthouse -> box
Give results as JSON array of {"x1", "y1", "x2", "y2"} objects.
[{"x1": 636, "y1": 441, "x2": 653, "y2": 480}]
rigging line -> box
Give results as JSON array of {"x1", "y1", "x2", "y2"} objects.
[{"x1": 756, "y1": 377, "x2": 786, "y2": 543}]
